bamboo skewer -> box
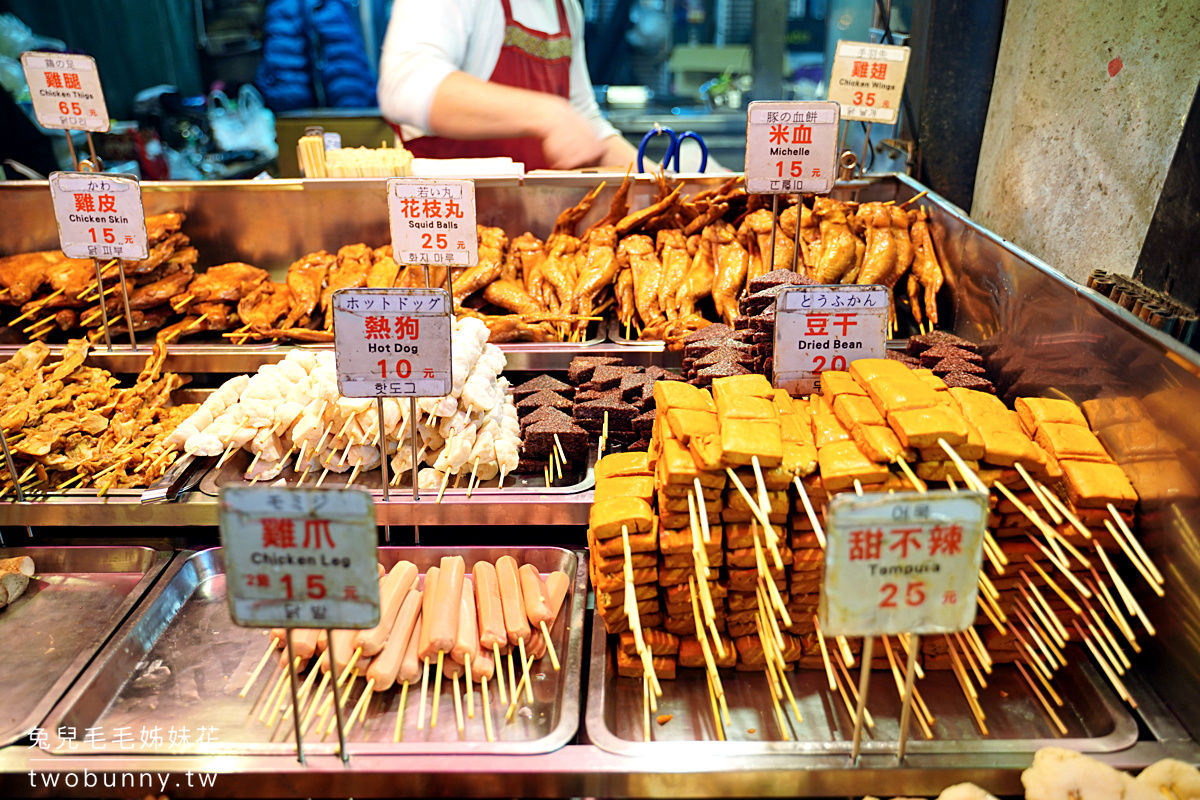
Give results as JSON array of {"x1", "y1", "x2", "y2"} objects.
[
  {"x1": 1016, "y1": 660, "x2": 1068, "y2": 735},
  {"x1": 1041, "y1": 485, "x2": 1092, "y2": 539},
  {"x1": 417, "y1": 658, "x2": 430, "y2": 730},
  {"x1": 1107, "y1": 503, "x2": 1162, "y2": 585},
  {"x1": 481, "y1": 674, "x2": 495, "y2": 742},
  {"x1": 493, "y1": 643, "x2": 507, "y2": 705},
  {"x1": 393, "y1": 680, "x2": 410, "y2": 742},
  {"x1": 1096, "y1": 544, "x2": 1156, "y2": 636},
  {"x1": 832, "y1": 645, "x2": 874, "y2": 729},
  {"x1": 882, "y1": 635, "x2": 933, "y2": 738},
  {"x1": 1074, "y1": 620, "x2": 1134, "y2": 707},
  {"x1": 258, "y1": 664, "x2": 290, "y2": 723},
  {"x1": 1024, "y1": 555, "x2": 1083, "y2": 615},
  {"x1": 1015, "y1": 462, "x2": 1062, "y2": 524},
  {"x1": 240, "y1": 636, "x2": 281, "y2": 697},
  {"x1": 432, "y1": 651, "x2": 445, "y2": 728},
  {"x1": 1104, "y1": 519, "x2": 1164, "y2": 596},
  {"x1": 452, "y1": 673, "x2": 465, "y2": 737}
]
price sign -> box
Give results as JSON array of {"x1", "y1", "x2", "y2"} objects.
[
  {"x1": 20, "y1": 51, "x2": 110, "y2": 132},
  {"x1": 332, "y1": 287, "x2": 453, "y2": 398},
  {"x1": 221, "y1": 487, "x2": 381, "y2": 629},
  {"x1": 772, "y1": 284, "x2": 888, "y2": 395},
  {"x1": 387, "y1": 178, "x2": 478, "y2": 267},
  {"x1": 744, "y1": 100, "x2": 839, "y2": 195},
  {"x1": 48, "y1": 172, "x2": 149, "y2": 260},
  {"x1": 820, "y1": 490, "x2": 988, "y2": 636},
  {"x1": 827, "y1": 41, "x2": 911, "y2": 125}
]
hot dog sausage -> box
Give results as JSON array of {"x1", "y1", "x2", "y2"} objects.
[
  {"x1": 398, "y1": 610, "x2": 423, "y2": 684},
  {"x1": 519, "y1": 564, "x2": 553, "y2": 627},
  {"x1": 356, "y1": 561, "x2": 418, "y2": 656},
  {"x1": 497, "y1": 555, "x2": 531, "y2": 645},
  {"x1": 452, "y1": 576, "x2": 480, "y2": 666},
  {"x1": 417, "y1": 566, "x2": 440, "y2": 660},
  {"x1": 544, "y1": 571, "x2": 570, "y2": 622},
  {"x1": 366, "y1": 588, "x2": 422, "y2": 692},
  {"x1": 470, "y1": 648, "x2": 495, "y2": 682},
  {"x1": 472, "y1": 560, "x2": 507, "y2": 649},
  {"x1": 429, "y1": 556, "x2": 465, "y2": 654}
]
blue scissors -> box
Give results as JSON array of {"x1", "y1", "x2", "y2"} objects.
[{"x1": 636, "y1": 125, "x2": 709, "y2": 173}]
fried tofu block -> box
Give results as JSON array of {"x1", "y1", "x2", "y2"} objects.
[
  {"x1": 886, "y1": 406, "x2": 969, "y2": 449},
  {"x1": 944, "y1": 406, "x2": 986, "y2": 460},
  {"x1": 852, "y1": 424, "x2": 906, "y2": 463},
  {"x1": 809, "y1": 393, "x2": 834, "y2": 416},
  {"x1": 916, "y1": 459, "x2": 980, "y2": 482},
  {"x1": 821, "y1": 370, "x2": 868, "y2": 400},
  {"x1": 834, "y1": 393, "x2": 886, "y2": 429},
  {"x1": 679, "y1": 635, "x2": 737, "y2": 669},
  {"x1": 912, "y1": 368, "x2": 948, "y2": 391},
  {"x1": 715, "y1": 394, "x2": 779, "y2": 421},
  {"x1": 615, "y1": 647, "x2": 676, "y2": 680},
  {"x1": 1015, "y1": 397, "x2": 1088, "y2": 433},
  {"x1": 720, "y1": 418, "x2": 783, "y2": 467},
  {"x1": 589, "y1": 496, "x2": 655, "y2": 539},
  {"x1": 589, "y1": 524, "x2": 658, "y2": 557},
  {"x1": 818, "y1": 440, "x2": 891, "y2": 490},
  {"x1": 712, "y1": 373, "x2": 774, "y2": 403},
  {"x1": 619, "y1": 629, "x2": 680, "y2": 656},
  {"x1": 1060, "y1": 459, "x2": 1138, "y2": 510},
  {"x1": 848, "y1": 358, "x2": 914, "y2": 385},
  {"x1": 1034, "y1": 422, "x2": 1112, "y2": 462},
  {"x1": 782, "y1": 441, "x2": 819, "y2": 476},
  {"x1": 867, "y1": 377, "x2": 944, "y2": 416},
  {"x1": 735, "y1": 464, "x2": 793, "y2": 491},
  {"x1": 726, "y1": 488, "x2": 789, "y2": 515},
  {"x1": 593, "y1": 549, "x2": 657, "y2": 574},
  {"x1": 1119, "y1": 459, "x2": 1200, "y2": 504},
  {"x1": 813, "y1": 412, "x2": 852, "y2": 448},
  {"x1": 1096, "y1": 420, "x2": 1183, "y2": 462},
  {"x1": 594, "y1": 475, "x2": 655, "y2": 503},
  {"x1": 657, "y1": 491, "x2": 722, "y2": 514},
  {"x1": 687, "y1": 433, "x2": 724, "y2": 472},
  {"x1": 1081, "y1": 396, "x2": 1148, "y2": 431},
  {"x1": 780, "y1": 412, "x2": 813, "y2": 444},
  {"x1": 772, "y1": 388, "x2": 798, "y2": 415},
  {"x1": 593, "y1": 566, "x2": 658, "y2": 592},
  {"x1": 948, "y1": 386, "x2": 1008, "y2": 415},
  {"x1": 975, "y1": 426, "x2": 1042, "y2": 467},
  {"x1": 659, "y1": 438, "x2": 700, "y2": 484},
  {"x1": 595, "y1": 452, "x2": 652, "y2": 480},
  {"x1": 654, "y1": 380, "x2": 715, "y2": 412},
  {"x1": 665, "y1": 408, "x2": 718, "y2": 444}
]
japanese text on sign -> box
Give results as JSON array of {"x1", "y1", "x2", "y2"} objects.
[
  {"x1": 221, "y1": 487, "x2": 380, "y2": 629},
  {"x1": 745, "y1": 101, "x2": 840, "y2": 195},
  {"x1": 332, "y1": 287, "x2": 453, "y2": 398},
  {"x1": 827, "y1": 41, "x2": 911, "y2": 125},
  {"x1": 772, "y1": 284, "x2": 888, "y2": 395},
  {"x1": 820, "y1": 490, "x2": 988, "y2": 636},
  {"x1": 20, "y1": 51, "x2": 110, "y2": 133},
  {"x1": 48, "y1": 172, "x2": 149, "y2": 260},
  {"x1": 387, "y1": 178, "x2": 478, "y2": 267}
]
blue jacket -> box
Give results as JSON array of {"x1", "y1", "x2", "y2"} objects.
[{"x1": 257, "y1": 0, "x2": 377, "y2": 111}]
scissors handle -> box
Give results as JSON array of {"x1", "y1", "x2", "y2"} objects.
[
  {"x1": 672, "y1": 131, "x2": 708, "y2": 173},
  {"x1": 636, "y1": 126, "x2": 677, "y2": 173}
]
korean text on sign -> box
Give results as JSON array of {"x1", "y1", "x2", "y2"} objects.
[
  {"x1": 819, "y1": 490, "x2": 988, "y2": 637},
  {"x1": 772, "y1": 284, "x2": 888, "y2": 395},
  {"x1": 20, "y1": 51, "x2": 110, "y2": 133},
  {"x1": 48, "y1": 173, "x2": 149, "y2": 261},
  {"x1": 827, "y1": 41, "x2": 911, "y2": 125},
  {"x1": 387, "y1": 178, "x2": 478, "y2": 267},
  {"x1": 331, "y1": 287, "x2": 453, "y2": 398},
  {"x1": 221, "y1": 487, "x2": 381, "y2": 629},
  {"x1": 744, "y1": 101, "x2": 839, "y2": 195}
]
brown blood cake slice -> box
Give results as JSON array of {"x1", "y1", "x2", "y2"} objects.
[
  {"x1": 693, "y1": 361, "x2": 751, "y2": 387},
  {"x1": 919, "y1": 345, "x2": 984, "y2": 368},
  {"x1": 886, "y1": 350, "x2": 921, "y2": 367},
  {"x1": 683, "y1": 324, "x2": 731, "y2": 344},
  {"x1": 748, "y1": 267, "x2": 813, "y2": 294},
  {"x1": 515, "y1": 389, "x2": 573, "y2": 416},
  {"x1": 576, "y1": 415, "x2": 632, "y2": 433},
  {"x1": 906, "y1": 330, "x2": 981, "y2": 355},
  {"x1": 575, "y1": 387, "x2": 625, "y2": 404},
  {"x1": 519, "y1": 405, "x2": 573, "y2": 431},
  {"x1": 941, "y1": 371, "x2": 995, "y2": 393},
  {"x1": 591, "y1": 364, "x2": 644, "y2": 390},
  {"x1": 512, "y1": 374, "x2": 574, "y2": 400},
  {"x1": 523, "y1": 418, "x2": 588, "y2": 460},
  {"x1": 618, "y1": 372, "x2": 654, "y2": 403},
  {"x1": 567, "y1": 356, "x2": 623, "y2": 385},
  {"x1": 930, "y1": 357, "x2": 987, "y2": 376},
  {"x1": 574, "y1": 397, "x2": 639, "y2": 424}
]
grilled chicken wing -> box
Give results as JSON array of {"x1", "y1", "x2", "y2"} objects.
[
  {"x1": 365, "y1": 247, "x2": 401, "y2": 288},
  {"x1": 185, "y1": 262, "x2": 269, "y2": 304},
  {"x1": 618, "y1": 234, "x2": 663, "y2": 328},
  {"x1": 320, "y1": 243, "x2": 373, "y2": 328},
  {"x1": 909, "y1": 207, "x2": 944, "y2": 325},
  {"x1": 854, "y1": 202, "x2": 897, "y2": 286},
  {"x1": 540, "y1": 236, "x2": 578, "y2": 311},
  {"x1": 656, "y1": 229, "x2": 690, "y2": 320},
  {"x1": 675, "y1": 234, "x2": 715, "y2": 319},
  {"x1": 739, "y1": 208, "x2": 795, "y2": 285},
  {"x1": 573, "y1": 225, "x2": 619, "y2": 319},
  {"x1": 280, "y1": 251, "x2": 334, "y2": 329},
  {"x1": 615, "y1": 267, "x2": 635, "y2": 327},
  {"x1": 239, "y1": 281, "x2": 293, "y2": 330},
  {"x1": 511, "y1": 233, "x2": 547, "y2": 305},
  {"x1": 453, "y1": 225, "x2": 507, "y2": 304},
  {"x1": 812, "y1": 197, "x2": 858, "y2": 283},
  {"x1": 707, "y1": 221, "x2": 748, "y2": 325},
  {"x1": 481, "y1": 279, "x2": 544, "y2": 317}
]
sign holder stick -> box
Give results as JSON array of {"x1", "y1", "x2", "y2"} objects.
[
  {"x1": 767, "y1": 194, "x2": 779, "y2": 274},
  {"x1": 895, "y1": 632, "x2": 920, "y2": 761},
  {"x1": 284, "y1": 629, "x2": 307, "y2": 764},
  {"x1": 0, "y1": 426, "x2": 32, "y2": 540},
  {"x1": 860, "y1": 122, "x2": 874, "y2": 177},
  {"x1": 410, "y1": 397, "x2": 420, "y2": 503},
  {"x1": 74, "y1": 162, "x2": 114, "y2": 349},
  {"x1": 114, "y1": 259, "x2": 138, "y2": 349},
  {"x1": 85, "y1": 131, "x2": 99, "y2": 166},
  {"x1": 377, "y1": 396, "x2": 391, "y2": 542},
  {"x1": 325, "y1": 628, "x2": 351, "y2": 763},
  {"x1": 791, "y1": 192, "x2": 804, "y2": 272},
  {"x1": 64, "y1": 135, "x2": 80, "y2": 170},
  {"x1": 849, "y1": 635, "x2": 874, "y2": 762}
]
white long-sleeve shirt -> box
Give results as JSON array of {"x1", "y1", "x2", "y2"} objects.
[{"x1": 378, "y1": 0, "x2": 619, "y2": 144}]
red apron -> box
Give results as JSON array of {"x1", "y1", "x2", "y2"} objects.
[{"x1": 400, "y1": 0, "x2": 573, "y2": 170}]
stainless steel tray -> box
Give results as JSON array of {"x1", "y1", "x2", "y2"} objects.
[
  {"x1": 41, "y1": 546, "x2": 588, "y2": 756},
  {"x1": 0, "y1": 546, "x2": 172, "y2": 747},
  {"x1": 584, "y1": 608, "x2": 1138, "y2": 757}
]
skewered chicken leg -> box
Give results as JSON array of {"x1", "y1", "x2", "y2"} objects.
[{"x1": 707, "y1": 220, "x2": 749, "y2": 325}]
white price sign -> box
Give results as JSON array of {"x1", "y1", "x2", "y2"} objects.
[
  {"x1": 332, "y1": 287, "x2": 453, "y2": 398},
  {"x1": 820, "y1": 490, "x2": 988, "y2": 637},
  {"x1": 20, "y1": 51, "x2": 110, "y2": 132},
  {"x1": 48, "y1": 172, "x2": 149, "y2": 260},
  {"x1": 220, "y1": 487, "x2": 381, "y2": 629},
  {"x1": 772, "y1": 284, "x2": 888, "y2": 395},
  {"x1": 745, "y1": 101, "x2": 840, "y2": 195},
  {"x1": 827, "y1": 41, "x2": 911, "y2": 125},
  {"x1": 387, "y1": 178, "x2": 478, "y2": 267}
]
